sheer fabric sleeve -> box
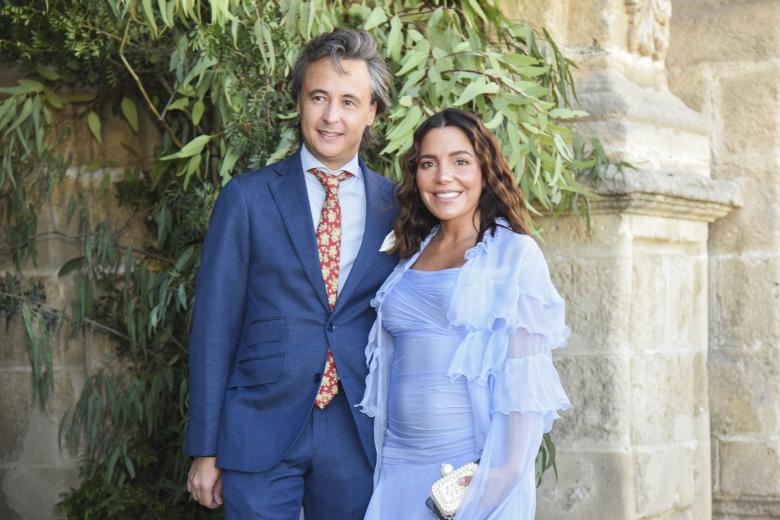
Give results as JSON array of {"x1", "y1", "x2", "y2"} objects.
[
  {"x1": 451, "y1": 233, "x2": 571, "y2": 519},
  {"x1": 455, "y1": 330, "x2": 567, "y2": 519}
]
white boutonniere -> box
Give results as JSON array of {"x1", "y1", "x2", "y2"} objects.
[{"x1": 379, "y1": 230, "x2": 396, "y2": 253}]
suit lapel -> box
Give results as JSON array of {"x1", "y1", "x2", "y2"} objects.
[
  {"x1": 269, "y1": 150, "x2": 330, "y2": 311},
  {"x1": 334, "y1": 162, "x2": 393, "y2": 313}
]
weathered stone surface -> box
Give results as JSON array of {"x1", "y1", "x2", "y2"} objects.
[
  {"x1": 717, "y1": 63, "x2": 780, "y2": 160},
  {"x1": 667, "y1": 63, "x2": 714, "y2": 114},
  {"x1": 709, "y1": 347, "x2": 780, "y2": 437},
  {"x1": 553, "y1": 355, "x2": 630, "y2": 448},
  {"x1": 537, "y1": 450, "x2": 634, "y2": 519},
  {"x1": 630, "y1": 252, "x2": 706, "y2": 352},
  {"x1": 0, "y1": 372, "x2": 33, "y2": 462},
  {"x1": 709, "y1": 255, "x2": 780, "y2": 350},
  {"x1": 634, "y1": 446, "x2": 697, "y2": 517},
  {"x1": 718, "y1": 440, "x2": 780, "y2": 497},
  {"x1": 630, "y1": 354, "x2": 696, "y2": 445},
  {"x1": 708, "y1": 163, "x2": 780, "y2": 254},
  {"x1": 548, "y1": 256, "x2": 631, "y2": 353},
  {"x1": 0, "y1": 465, "x2": 78, "y2": 520},
  {"x1": 572, "y1": 69, "x2": 710, "y2": 176},
  {"x1": 0, "y1": 470, "x2": 23, "y2": 520},
  {"x1": 668, "y1": 1, "x2": 780, "y2": 66},
  {"x1": 0, "y1": 317, "x2": 30, "y2": 368}
]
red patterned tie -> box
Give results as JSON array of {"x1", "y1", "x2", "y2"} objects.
[{"x1": 309, "y1": 168, "x2": 352, "y2": 409}]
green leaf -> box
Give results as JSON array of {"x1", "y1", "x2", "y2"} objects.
[
  {"x1": 167, "y1": 98, "x2": 189, "y2": 111},
  {"x1": 86, "y1": 111, "x2": 102, "y2": 144},
  {"x1": 396, "y1": 46, "x2": 429, "y2": 76},
  {"x1": 160, "y1": 134, "x2": 213, "y2": 160},
  {"x1": 58, "y1": 257, "x2": 84, "y2": 277},
  {"x1": 219, "y1": 147, "x2": 239, "y2": 185},
  {"x1": 121, "y1": 97, "x2": 139, "y2": 132},
  {"x1": 466, "y1": 0, "x2": 488, "y2": 24},
  {"x1": 192, "y1": 99, "x2": 205, "y2": 125},
  {"x1": 141, "y1": 0, "x2": 158, "y2": 37},
  {"x1": 549, "y1": 107, "x2": 589, "y2": 120},
  {"x1": 363, "y1": 6, "x2": 387, "y2": 31},
  {"x1": 35, "y1": 66, "x2": 60, "y2": 81},
  {"x1": 387, "y1": 16, "x2": 403, "y2": 61},
  {"x1": 453, "y1": 78, "x2": 499, "y2": 106},
  {"x1": 385, "y1": 105, "x2": 422, "y2": 142}
]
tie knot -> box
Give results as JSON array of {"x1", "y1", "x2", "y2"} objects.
[{"x1": 309, "y1": 168, "x2": 353, "y2": 192}]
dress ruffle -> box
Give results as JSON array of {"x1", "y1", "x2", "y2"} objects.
[
  {"x1": 446, "y1": 227, "x2": 570, "y2": 383},
  {"x1": 493, "y1": 355, "x2": 571, "y2": 432}
]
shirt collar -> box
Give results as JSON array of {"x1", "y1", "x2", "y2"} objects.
[{"x1": 300, "y1": 144, "x2": 361, "y2": 179}]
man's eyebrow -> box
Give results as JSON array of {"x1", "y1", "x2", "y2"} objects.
[{"x1": 306, "y1": 88, "x2": 328, "y2": 97}]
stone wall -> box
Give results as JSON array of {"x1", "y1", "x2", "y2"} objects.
[
  {"x1": 1, "y1": 1, "x2": 777, "y2": 518},
  {"x1": 668, "y1": 2, "x2": 780, "y2": 518},
  {"x1": 0, "y1": 66, "x2": 156, "y2": 518}
]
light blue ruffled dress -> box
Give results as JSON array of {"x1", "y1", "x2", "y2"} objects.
[{"x1": 359, "y1": 221, "x2": 571, "y2": 520}]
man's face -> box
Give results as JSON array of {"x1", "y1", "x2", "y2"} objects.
[{"x1": 298, "y1": 57, "x2": 378, "y2": 170}]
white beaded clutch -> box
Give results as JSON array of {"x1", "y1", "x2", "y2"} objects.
[{"x1": 429, "y1": 462, "x2": 479, "y2": 519}]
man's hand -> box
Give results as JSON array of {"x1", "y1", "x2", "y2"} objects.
[{"x1": 187, "y1": 456, "x2": 223, "y2": 509}]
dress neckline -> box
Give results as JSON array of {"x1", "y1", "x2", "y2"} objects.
[{"x1": 408, "y1": 266, "x2": 462, "y2": 273}]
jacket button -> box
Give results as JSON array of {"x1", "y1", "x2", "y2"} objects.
[
  {"x1": 313, "y1": 373, "x2": 322, "y2": 382},
  {"x1": 326, "y1": 323, "x2": 335, "y2": 332}
]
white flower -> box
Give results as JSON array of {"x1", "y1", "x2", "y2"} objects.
[{"x1": 379, "y1": 230, "x2": 396, "y2": 253}]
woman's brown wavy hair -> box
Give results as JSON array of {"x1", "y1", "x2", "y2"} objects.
[{"x1": 390, "y1": 108, "x2": 532, "y2": 258}]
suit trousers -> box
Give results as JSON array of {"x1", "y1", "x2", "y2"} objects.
[{"x1": 221, "y1": 390, "x2": 374, "y2": 520}]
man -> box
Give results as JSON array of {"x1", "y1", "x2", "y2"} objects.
[{"x1": 185, "y1": 28, "x2": 398, "y2": 519}]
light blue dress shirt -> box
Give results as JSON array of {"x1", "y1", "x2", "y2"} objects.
[{"x1": 300, "y1": 144, "x2": 367, "y2": 295}]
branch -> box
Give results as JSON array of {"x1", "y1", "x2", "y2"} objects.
[
  {"x1": 118, "y1": 21, "x2": 183, "y2": 149},
  {"x1": 0, "y1": 290, "x2": 188, "y2": 354}
]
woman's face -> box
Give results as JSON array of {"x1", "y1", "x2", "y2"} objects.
[{"x1": 415, "y1": 126, "x2": 483, "y2": 230}]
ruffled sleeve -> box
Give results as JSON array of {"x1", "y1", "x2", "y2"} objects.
[{"x1": 450, "y1": 229, "x2": 571, "y2": 519}]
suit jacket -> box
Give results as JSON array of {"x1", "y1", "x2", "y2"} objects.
[{"x1": 185, "y1": 148, "x2": 399, "y2": 472}]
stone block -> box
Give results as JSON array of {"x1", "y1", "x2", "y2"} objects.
[
  {"x1": 630, "y1": 251, "x2": 706, "y2": 353},
  {"x1": 630, "y1": 353, "x2": 695, "y2": 445},
  {"x1": 691, "y1": 411, "x2": 713, "y2": 519},
  {"x1": 0, "y1": 371, "x2": 33, "y2": 462},
  {"x1": 0, "y1": 316, "x2": 31, "y2": 368},
  {"x1": 548, "y1": 256, "x2": 631, "y2": 353},
  {"x1": 503, "y1": 0, "x2": 568, "y2": 43},
  {"x1": 552, "y1": 355, "x2": 630, "y2": 448},
  {"x1": 537, "y1": 450, "x2": 634, "y2": 519},
  {"x1": 0, "y1": 465, "x2": 77, "y2": 520},
  {"x1": 708, "y1": 163, "x2": 780, "y2": 254},
  {"x1": 0, "y1": 470, "x2": 23, "y2": 520},
  {"x1": 668, "y1": 1, "x2": 780, "y2": 66},
  {"x1": 717, "y1": 63, "x2": 780, "y2": 161},
  {"x1": 667, "y1": 63, "x2": 715, "y2": 114},
  {"x1": 719, "y1": 440, "x2": 780, "y2": 497},
  {"x1": 709, "y1": 347, "x2": 780, "y2": 437},
  {"x1": 564, "y1": 0, "x2": 627, "y2": 51},
  {"x1": 0, "y1": 368, "x2": 81, "y2": 464},
  {"x1": 537, "y1": 212, "x2": 631, "y2": 258},
  {"x1": 634, "y1": 446, "x2": 697, "y2": 517},
  {"x1": 709, "y1": 255, "x2": 780, "y2": 350},
  {"x1": 1, "y1": 312, "x2": 85, "y2": 371}
]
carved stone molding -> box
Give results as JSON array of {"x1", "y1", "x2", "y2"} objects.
[
  {"x1": 585, "y1": 168, "x2": 742, "y2": 223},
  {"x1": 625, "y1": 0, "x2": 672, "y2": 60}
]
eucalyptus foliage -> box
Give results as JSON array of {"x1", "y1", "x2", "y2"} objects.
[{"x1": 0, "y1": 0, "x2": 604, "y2": 517}]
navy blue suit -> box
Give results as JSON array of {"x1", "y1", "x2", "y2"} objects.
[{"x1": 185, "y1": 148, "x2": 398, "y2": 518}]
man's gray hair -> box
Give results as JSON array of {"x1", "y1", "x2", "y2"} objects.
[{"x1": 291, "y1": 28, "x2": 391, "y2": 148}]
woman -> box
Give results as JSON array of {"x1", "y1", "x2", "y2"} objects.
[{"x1": 358, "y1": 109, "x2": 571, "y2": 519}]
